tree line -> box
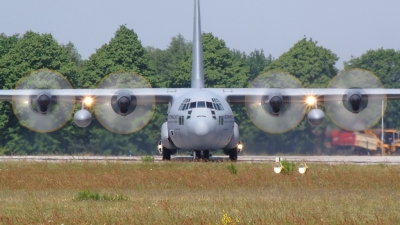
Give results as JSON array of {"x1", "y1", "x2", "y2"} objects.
[{"x1": 0, "y1": 26, "x2": 399, "y2": 156}]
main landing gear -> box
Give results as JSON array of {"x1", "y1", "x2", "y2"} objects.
[
  {"x1": 192, "y1": 150, "x2": 211, "y2": 161},
  {"x1": 225, "y1": 142, "x2": 243, "y2": 161},
  {"x1": 227, "y1": 148, "x2": 238, "y2": 161},
  {"x1": 158, "y1": 141, "x2": 176, "y2": 160},
  {"x1": 162, "y1": 148, "x2": 172, "y2": 160}
]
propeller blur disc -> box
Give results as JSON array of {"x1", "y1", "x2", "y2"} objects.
[
  {"x1": 325, "y1": 69, "x2": 386, "y2": 131},
  {"x1": 94, "y1": 72, "x2": 155, "y2": 134},
  {"x1": 12, "y1": 69, "x2": 75, "y2": 133},
  {"x1": 245, "y1": 71, "x2": 306, "y2": 134}
]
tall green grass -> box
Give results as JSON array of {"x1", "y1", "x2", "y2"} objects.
[
  {"x1": 73, "y1": 190, "x2": 128, "y2": 201},
  {"x1": 1, "y1": 161, "x2": 400, "y2": 224}
]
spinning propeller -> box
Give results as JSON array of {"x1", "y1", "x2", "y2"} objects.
[
  {"x1": 245, "y1": 71, "x2": 306, "y2": 134},
  {"x1": 325, "y1": 69, "x2": 386, "y2": 131},
  {"x1": 12, "y1": 69, "x2": 75, "y2": 133},
  {"x1": 94, "y1": 72, "x2": 155, "y2": 134}
]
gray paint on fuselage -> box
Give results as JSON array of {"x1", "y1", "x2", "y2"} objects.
[{"x1": 167, "y1": 89, "x2": 234, "y2": 151}]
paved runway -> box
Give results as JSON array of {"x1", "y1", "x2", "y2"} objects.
[{"x1": 1, "y1": 155, "x2": 400, "y2": 164}]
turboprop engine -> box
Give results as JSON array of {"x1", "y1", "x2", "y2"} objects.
[
  {"x1": 342, "y1": 89, "x2": 368, "y2": 113},
  {"x1": 29, "y1": 91, "x2": 53, "y2": 115},
  {"x1": 111, "y1": 90, "x2": 137, "y2": 116},
  {"x1": 324, "y1": 69, "x2": 386, "y2": 131},
  {"x1": 261, "y1": 92, "x2": 291, "y2": 116},
  {"x1": 73, "y1": 90, "x2": 137, "y2": 128}
]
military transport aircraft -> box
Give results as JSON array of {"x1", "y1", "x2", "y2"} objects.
[{"x1": 1, "y1": 0, "x2": 398, "y2": 160}]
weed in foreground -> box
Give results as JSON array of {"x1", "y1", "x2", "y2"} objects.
[
  {"x1": 226, "y1": 163, "x2": 237, "y2": 175},
  {"x1": 280, "y1": 159, "x2": 295, "y2": 175},
  {"x1": 141, "y1": 155, "x2": 155, "y2": 163},
  {"x1": 220, "y1": 210, "x2": 239, "y2": 225},
  {"x1": 73, "y1": 190, "x2": 128, "y2": 201}
]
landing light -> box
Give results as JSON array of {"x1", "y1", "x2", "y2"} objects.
[
  {"x1": 83, "y1": 97, "x2": 94, "y2": 106},
  {"x1": 274, "y1": 162, "x2": 284, "y2": 174},
  {"x1": 298, "y1": 162, "x2": 308, "y2": 174},
  {"x1": 305, "y1": 96, "x2": 317, "y2": 107},
  {"x1": 237, "y1": 143, "x2": 243, "y2": 151}
]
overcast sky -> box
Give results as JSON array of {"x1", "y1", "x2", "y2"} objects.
[{"x1": 1, "y1": 0, "x2": 400, "y2": 70}]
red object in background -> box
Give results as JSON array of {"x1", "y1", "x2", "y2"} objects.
[{"x1": 331, "y1": 130, "x2": 357, "y2": 146}]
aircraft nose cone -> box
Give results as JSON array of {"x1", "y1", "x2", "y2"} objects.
[{"x1": 194, "y1": 121, "x2": 209, "y2": 136}]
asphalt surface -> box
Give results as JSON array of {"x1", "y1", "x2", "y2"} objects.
[{"x1": 1, "y1": 155, "x2": 400, "y2": 164}]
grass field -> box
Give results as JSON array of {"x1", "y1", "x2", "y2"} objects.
[{"x1": 1, "y1": 161, "x2": 400, "y2": 224}]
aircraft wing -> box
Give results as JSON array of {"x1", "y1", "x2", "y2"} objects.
[
  {"x1": 208, "y1": 88, "x2": 400, "y2": 103},
  {"x1": 0, "y1": 88, "x2": 193, "y2": 134},
  {"x1": 0, "y1": 88, "x2": 192, "y2": 104},
  {"x1": 207, "y1": 87, "x2": 400, "y2": 133}
]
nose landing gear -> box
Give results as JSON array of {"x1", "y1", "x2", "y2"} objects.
[{"x1": 192, "y1": 150, "x2": 211, "y2": 161}]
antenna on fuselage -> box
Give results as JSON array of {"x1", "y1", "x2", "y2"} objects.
[{"x1": 191, "y1": 0, "x2": 204, "y2": 89}]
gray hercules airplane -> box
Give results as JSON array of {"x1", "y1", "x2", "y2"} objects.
[{"x1": 1, "y1": 0, "x2": 400, "y2": 160}]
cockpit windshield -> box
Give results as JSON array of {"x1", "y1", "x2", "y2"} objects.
[
  {"x1": 180, "y1": 99, "x2": 223, "y2": 111},
  {"x1": 197, "y1": 101, "x2": 206, "y2": 108}
]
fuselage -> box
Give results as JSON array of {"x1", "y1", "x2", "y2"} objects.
[{"x1": 167, "y1": 90, "x2": 235, "y2": 151}]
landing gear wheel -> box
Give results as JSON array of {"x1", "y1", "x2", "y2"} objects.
[
  {"x1": 194, "y1": 150, "x2": 202, "y2": 160},
  {"x1": 203, "y1": 150, "x2": 210, "y2": 161},
  {"x1": 229, "y1": 148, "x2": 238, "y2": 161},
  {"x1": 162, "y1": 148, "x2": 171, "y2": 161}
]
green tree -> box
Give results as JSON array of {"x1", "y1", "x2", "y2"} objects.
[
  {"x1": 245, "y1": 49, "x2": 273, "y2": 82},
  {"x1": 170, "y1": 33, "x2": 249, "y2": 88},
  {"x1": 81, "y1": 25, "x2": 156, "y2": 88},
  {"x1": 62, "y1": 42, "x2": 84, "y2": 68},
  {"x1": 0, "y1": 31, "x2": 80, "y2": 155},
  {"x1": 0, "y1": 33, "x2": 20, "y2": 60},
  {"x1": 147, "y1": 34, "x2": 190, "y2": 87},
  {"x1": 345, "y1": 49, "x2": 400, "y2": 129},
  {"x1": 79, "y1": 25, "x2": 160, "y2": 155},
  {"x1": 266, "y1": 38, "x2": 338, "y2": 88}
]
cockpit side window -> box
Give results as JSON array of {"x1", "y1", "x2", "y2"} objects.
[
  {"x1": 179, "y1": 98, "x2": 191, "y2": 111},
  {"x1": 211, "y1": 98, "x2": 224, "y2": 111},
  {"x1": 190, "y1": 102, "x2": 196, "y2": 109},
  {"x1": 206, "y1": 102, "x2": 213, "y2": 109}
]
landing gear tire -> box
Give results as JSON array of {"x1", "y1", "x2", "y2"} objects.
[
  {"x1": 203, "y1": 150, "x2": 210, "y2": 161},
  {"x1": 162, "y1": 148, "x2": 172, "y2": 160},
  {"x1": 194, "y1": 150, "x2": 202, "y2": 160},
  {"x1": 228, "y1": 148, "x2": 238, "y2": 161}
]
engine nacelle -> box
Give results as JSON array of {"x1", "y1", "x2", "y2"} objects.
[
  {"x1": 159, "y1": 122, "x2": 177, "y2": 152},
  {"x1": 307, "y1": 108, "x2": 325, "y2": 126},
  {"x1": 111, "y1": 90, "x2": 137, "y2": 116},
  {"x1": 343, "y1": 89, "x2": 368, "y2": 113},
  {"x1": 224, "y1": 123, "x2": 240, "y2": 150},
  {"x1": 261, "y1": 91, "x2": 290, "y2": 116},
  {"x1": 74, "y1": 109, "x2": 92, "y2": 127},
  {"x1": 29, "y1": 91, "x2": 53, "y2": 115}
]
